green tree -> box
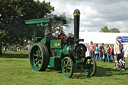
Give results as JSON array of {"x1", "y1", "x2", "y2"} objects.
[
  {"x1": 0, "y1": 0, "x2": 54, "y2": 55},
  {"x1": 109, "y1": 28, "x2": 120, "y2": 33},
  {"x1": 100, "y1": 26, "x2": 120, "y2": 33},
  {"x1": 100, "y1": 26, "x2": 109, "y2": 32}
]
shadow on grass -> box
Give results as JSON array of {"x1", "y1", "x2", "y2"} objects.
[
  {"x1": 47, "y1": 67, "x2": 62, "y2": 72},
  {"x1": 37, "y1": 63, "x2": 128, "y2": 79},
  {"x1": 95, "y1": 66, "x2": 128, "y2": 77},
  {"x1": 0, "y1": 53, "x2": 28, "y2": 58},
  {"x1": 71, "y1": 66, "x2": 128, "y2": 79}
]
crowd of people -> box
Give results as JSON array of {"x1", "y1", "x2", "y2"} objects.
[
  {"x1": 89, "y1": 38, "x2": 125, "y2": 71},
  {"x1": 89, "y1": 41, "x2": 114, "y2": 63}
]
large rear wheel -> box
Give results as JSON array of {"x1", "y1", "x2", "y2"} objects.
[
  {"x1": 29, "y1": 44, "x2": 49, "y2": 71},
  {"x1": 62, "y1": 57, "x2": 74, "y2": 78}
]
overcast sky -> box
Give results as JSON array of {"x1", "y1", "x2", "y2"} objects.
[{"x1": 40, "y1": 0, "x2": 128, "y2": 33}]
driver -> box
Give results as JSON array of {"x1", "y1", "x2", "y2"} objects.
[{"x1": 45, "y1": 28, "x2": 52, "y2": 36}]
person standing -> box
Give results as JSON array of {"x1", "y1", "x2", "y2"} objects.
[
  {"x1": 89, "y1": 41, "x2": 95, "y2": 58},
  {"x1": 119, "y1": 40, "x2": 124, "y2": 58},
  {"x1": 3, "y1": 46, "x2": 7, "y2": 54},
  {"x1": 102, "y1": 43, "x2": 106, "y2": 62},
  {"x1": 106, "y1": 45, "x2": 111, "y2": 63},
  {"x1": 95, "y1": 44, "x2": 99, "y2": 61},
  {"x1": 99, "y1": 43, "x2": 104, "y2": 62},
  {"x1": 109, "y1": 45, "x2": 114, "y2": 62},
  {"x1": 114, "y1": 41, "x2": 121, "y2": 69}
]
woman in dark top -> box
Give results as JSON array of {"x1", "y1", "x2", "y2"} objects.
[{"x1": 99, "y1": 43, "x2": 104, "y2": 62}]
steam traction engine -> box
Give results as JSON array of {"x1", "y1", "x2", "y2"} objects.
[{"x1": 25, "y1": 9, "x2": 96, "y2": 78}]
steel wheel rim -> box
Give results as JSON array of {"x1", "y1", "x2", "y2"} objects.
[
  {"x1": 85, "y1": 58, "x2": 95, "y2": 76},
  {"x1": 62, "y1": 57, "x2": 73, "y2": 78},
  {"x1": 30, "y1": 44, "x2": 43, "y2": 71}
]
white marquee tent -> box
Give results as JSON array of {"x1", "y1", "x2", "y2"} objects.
[
  {"x1": 79, "y1": 32, "x2": 128, "y2": 44},
  {"x1": 79, "y1": 32, "x2": 128, "y2": 57}
]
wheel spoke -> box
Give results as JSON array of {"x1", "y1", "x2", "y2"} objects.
[
  {"x1": 36, "y1": 61, "x2": 39, "y2": 66},
  {"x1": 39, "y1": 60, "x2": 42, "y2": 64},
  {"x1": 64, "y1": 61, "x2": 67, "y2": 66},
  {"x1": 64, "y1": 60, "x2": 66, "y2": 64},
  {"x1": 34, "y1": 61, "x2": 39, "y2": 67},
  {"x1": 66, "y1": 69, "x2": 69, "y2": 74},
  {"x1": 34, "y1": 54, "x2": 38, "y2": 57},
  {"x1": 38, "y1": 48, "x2": 41, "y2": 54},
  {"x1": 36, "y1": 61, "x2": 39, "y2": 65},
  {"x1": 36, "y1": 50, "x2": 38, "y2": 55},
  {"x1": 35, "y1": 58, "x2": 38, "y2": 61},
  {"x1": 67, "y1": 67, "x2": 71, "y2": 70},
  {"x1": 67, "y1": 61, "x2": 69, "y2": 64},
  {"x1": 39, "y1": 54, "x2": 42, "y2": 58},
  {"x1": 64, "y1": 69, "x2": 66, "y2": 72}
]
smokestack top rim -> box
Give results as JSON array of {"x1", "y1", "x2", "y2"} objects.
[{"x1": 73, "y1": 9, "x2": 80, "y2": 15}]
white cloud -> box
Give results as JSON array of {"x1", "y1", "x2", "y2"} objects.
[
  {"x1": 40, "y1": 0, "x2": 128, "y2": 33},
  {"x1": 107, "y1": 21, "x2": 128, "y2": 32}
]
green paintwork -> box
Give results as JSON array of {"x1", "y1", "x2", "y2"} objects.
[
  {"x1": 50, "y1": 57, "x2": 61, "y2": 68},
  {"x1": 25, "y1": 17, "x2": 67, "y2": 25},
  {"x1": 62, "y1": 46, "x2": 69, "y2": 55},
  {"x1": 35, "y1": 37, "x2": 42, "y2": 42},
  {"x1": 76, "y1": 59, "x2": 83, "y2": 69},
  {"x1": 30, "y1": 44, "x2": 43, "y2": 71},
  {"x1": 40, "y1": 38, "x2": 50, "y2": 48},
  {"x1": 40, "y1": 38, "x2": 47, "y2": 44},
  {"x1": 50, "y1": 57, "x2": 55, "y2": 67},
  {"x1": 62, "y1": 57, "x2": 74, "y2": 78},
  {"x1": 55, "y1": 49, "x2": 61, "y2": 57},
  {"x1": 25, "y1": 18, "x2": 51, "y2": 24},
  {"x1": 50, "y1": 40, "x2": 62, "y2": 49}
]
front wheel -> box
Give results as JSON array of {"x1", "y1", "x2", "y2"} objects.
[
  {"x1": 61, "y1": 57, "x2": 74, "y2": 78},
  {"x1": 84, "y1": 56, "x2": 96, "y2": 76}
]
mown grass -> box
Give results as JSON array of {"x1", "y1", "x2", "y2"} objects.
[{"x1": 0, "y1": 51, "x2": 128, "y2": 85}]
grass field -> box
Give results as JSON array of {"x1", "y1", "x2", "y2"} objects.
[{"x1": 0, "y1": 51, "x2": 128, "y2": 85}]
